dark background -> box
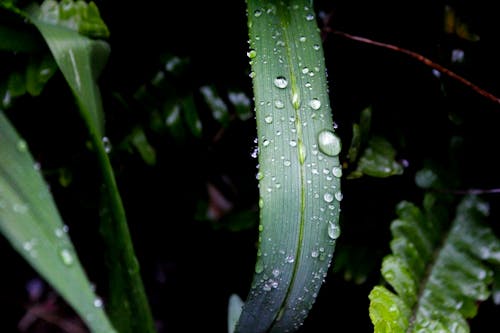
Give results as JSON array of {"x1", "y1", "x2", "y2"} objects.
[{"x1": 1, "y1": 0, "x2": 500, "y2": 332}]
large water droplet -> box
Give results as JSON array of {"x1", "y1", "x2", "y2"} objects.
[
  {"x1": 254, "y1": 9, "x2": 262, "y2": 17},
  {"x1": 317, "y1": 130, "x2": 341, "y2": 157},
  {"x1": 274, "y1": 76, "x2": 288, "y2": 89},
  {"x1": 328, "y1": 221, "x2": 340, "y2": 239},
  {"x1": 264, "y1": 115, "x2": 273, "y2": 124},
  {"x1": 309, "y1": 98, "x2": 321, "y2": 110},
  {"x1": 335, "y1": 191, "x2": 343, "y2": 201}
]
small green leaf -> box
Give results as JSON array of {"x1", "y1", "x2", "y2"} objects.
[
  {"x1": 200, "y1": 84, "x2": 230, "y2": 127},
  {"x1": 228, "y1": 294, "x2": 244, "y2": 333},
  {"x1": 349, "y1": 136, "x2": 404, "y2": 179},
  {"x1": 0, "y1": 111, "x2": 117, "y2": 333},
  {"x1": 129, "y1": 126, "x2": 156, "y2": 166},
  {"x1": 35, "y1": 0, "x2": 110, "y2": 39}
]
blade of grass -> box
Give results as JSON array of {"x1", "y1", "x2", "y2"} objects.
[
  {"x1": 0, "y1": 111, "x2": 117, "y2": 333},
  {"x1": 19, "y1": 3, "x2": 157, "y2": 332},
  {"x1": 235, "y1": 1, "x2": 342, "y2": 332}
]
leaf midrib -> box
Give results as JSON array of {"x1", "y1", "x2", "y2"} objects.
[{"x1": 272, "y1": 4, "x2": 307, "y2": 322}]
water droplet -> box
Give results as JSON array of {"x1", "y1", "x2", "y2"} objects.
[
  {"x1": 264, "y1": 115, "x2": 273, "y2": 124},
  {"x1": 102, "y1": 137, "x2": 112, "y2": 153},
  {"x1": 59, "y1": 248, "x2": 74, "y2": 266},
  {"x1": 323, "y1": 193, "x2": 334, "y2": 203},
  {"x1": 256, "y1": 171, "x2": 264, "y2": 180},
  {"x1": 249, "y1": 71, "x2": 256, "y2": 78},
  {"x1": 284, "y1": 160, "x2": 291, "y2": 167},
  {"x1": 263, "y1": 283, "x2": 272, "y2": 291},
  {"x1": 285, "y1": 255, "x2": 295, "y2": 263},
  {"x1": 247, "y1": 50, "x2": 257, "y2": 58},
  {"x1": 274, "y1": 76, "x2": 288, "y2": 89},
  {"x1": 13, "y1": 203, "x2": 28, "y2": 214},
  {"x1": 302, "y1": 67, "x2": 309, "y2": 74},
  {"x1": 335, "y1": 191, "x2": 343, "y2": 201},
  {"x1": 305, "y1": 82, "x2": 312, "y2": 89},
  {"x1": 313, "y1": 44, "x2": 320, "y2": 51},
  {"x1": 274, "y1": 99, "x2": 285, "y2": 109},
  {"x1": 17, "y1": 140, "x2": 28, "y2": 152},
  {"x1": 328, "y1": 221, "x2": 340, "y2": 239},
  {"x1": 309, "y1": 98, "x2": 321, "y2": 110},
  {"x1": 254, "y1": 9, "x2": 262, "y2": 17},
  {"x1": 332, "y1": 166, "x2": 342, "y2": 178},
  {"x1": 289, "y1": 140, "x2": 297, "y2": 147},
  {"x1": 317, "y1": 130, "x2": 341, "y2": 157},
  {"x1": 258, "y1": 224, "x2": 264, "y2": 232},
  {"x1": 305, "y1": 13, "x2": 315, "y2": 21},
  {"x1": 33, "y1": 162, "x2": 41, "y2": 171},
  {"x1": 262, "y1": 139, "x2": 270, "y2": 147},
  {"x1": 272, "y1": 268, "x2": 280, "y2": 277},
  {"x1": 311, "y1": 250, "x2": 319, "y2": 258},
  {"x1": 259, "y1": 197, "x2": 264, "y2": 208},
  {"x1": 299, "y1": 36, "x2": 307, "y2": 42},
  {"x1": 94, "y1": 297, "x2": 103, "y2": 308}
]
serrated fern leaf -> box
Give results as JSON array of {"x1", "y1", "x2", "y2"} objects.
[{"x1": 369, "y1": 193, "x2": 500, "y2": 332}]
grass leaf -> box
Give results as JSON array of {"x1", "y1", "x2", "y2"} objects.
[
  {"x1": 235, "y1": 1, "x2": 342, "y2": 332},
  {"x1": 0, "y1": 111, "x2": 117, "y2": 333}
]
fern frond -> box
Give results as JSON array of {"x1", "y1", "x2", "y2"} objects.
[{"x1": 369, "y1": 193, "x2": 500, "y2": 332}]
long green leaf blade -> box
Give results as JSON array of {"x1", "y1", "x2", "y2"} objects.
[
  {"x1": 0, "y1": 111, "x2": 117, "y2": 333},
  {"x1": 21, "y1": 2, "x2": 156, "y2": 332},
  {"x1": 236, "y1": 1, "x2": 342, "y2": 332},
  {"x1": 369, "y1": 193, "x2": 500, "y2": 332}
]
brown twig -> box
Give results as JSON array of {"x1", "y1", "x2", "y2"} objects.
[{"x1": 322, "y1": 25, "x2": 500, "y2": 106}]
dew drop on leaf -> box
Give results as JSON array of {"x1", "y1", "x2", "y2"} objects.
[
  {"x1": 332, "y1": 166, "x2": 342, "y2": 178},
  {"x1": 102, "y1": 136, "x2": 112, "y2": 153},
  {"x1": 17, "y1": 139, "x2": 28, "y2": 152},
  {"x1": 317, "y1": 130, "x2": 341, "y2": 157},
  {"x1": 274, "y1": 99, "x2": 285, "y2": 109},
  {"x1": 59, "y1": 248, "x2": 74, "y2": 266},
  {"x1": 327, "y1": 221, "x2": 340, "y2": 240},
  {"x1": 323, "y1": 192, "x2": 334, "y2": 203},
  {"x1": 274, "y1": 76, "x2": 288, "y2": 89},
  {"x1": 309, "y1": 98, "x2": 321, "y2": 110}
]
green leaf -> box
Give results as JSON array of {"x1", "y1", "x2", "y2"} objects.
[
  {"x1": 235, "y1": 1, "x2": 342, "y2": 332},
  {"x1": 369, "y1": 193, "x2": 500, "y2": 332},
  {"x1": 35, "y1": 0, "x2": 110, "y2": 39},
  {"x1": 200, "y1": 84, "x2": 230, "y2": 127},
  {"x1": 21, "y1": 2, "x2": 156, "y2": 332},
  {"x1": 348, "y1": 136, "x2": 404, "y2": 179},
  {"x1": 0, "y1": 111, "x2": 117, "y2": 333}
]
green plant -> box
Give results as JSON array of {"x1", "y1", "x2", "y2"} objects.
[{"x1": 1, "y1": 0, "x2": 499, "y2": 332}]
